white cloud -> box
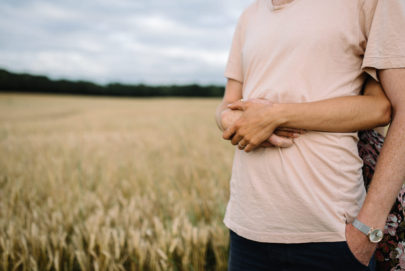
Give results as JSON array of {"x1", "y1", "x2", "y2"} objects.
[{"x1": 0, "y1": 0, "x2": 254, "y2": 85}]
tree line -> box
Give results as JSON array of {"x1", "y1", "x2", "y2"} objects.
[{"x1": 0, "y1": 68, "x2": 225, "y2": 97}]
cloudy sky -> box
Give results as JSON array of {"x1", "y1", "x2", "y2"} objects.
[{"x1": 0, "y1": 0, "x2": 252, "y2": 85}]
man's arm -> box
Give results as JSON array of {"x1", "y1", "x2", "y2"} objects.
[
  {"x1": 216, "y1": 79, "x2": 243, "y2": 131},
  {"x1": 346, "y1": 68, "x2": 405, "y2": 265}
]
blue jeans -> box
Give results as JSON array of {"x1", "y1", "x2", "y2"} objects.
[{"x1": 228, "y1": 230, "x2": 376, "y2": 271}]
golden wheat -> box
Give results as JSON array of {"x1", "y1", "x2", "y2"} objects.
[{"x1": 0, "y1": 93, "x2": 234, "y2": 271}]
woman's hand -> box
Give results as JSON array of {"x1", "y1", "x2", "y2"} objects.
[
  {"x1": 221, "y1": 99, "x2": 275, "y2": 131},
  {"x1": 222, "y1": 108, "x2": 296, "y2": 148},
  {"x1": 222, "y1": 99, "x2": 304, "y2": 150},
  {"x1": 223, "y1": 99, "x2": 287, "y2": 152}
]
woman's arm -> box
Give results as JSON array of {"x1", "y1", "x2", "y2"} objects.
[
  {"x1": 271, "y1": 77, "x2": 391, "y2": 132},
  {"x1": 227, "y1": 77, "x2": 391, "y2": 134},
  {"x1": 224, "y1": 77, "x2": 392, "y2": 152},
  {"x1": 216, "y1": 79, "x2": 296, "y2": 147}
]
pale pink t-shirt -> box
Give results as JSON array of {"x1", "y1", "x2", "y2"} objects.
[{"x1": 223, "y1": 0, "x2": 405, "y2": 243}]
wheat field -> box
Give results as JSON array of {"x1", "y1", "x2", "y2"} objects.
[{"x1": 0, "y1": 93, "x2": 235, "y2": 271}]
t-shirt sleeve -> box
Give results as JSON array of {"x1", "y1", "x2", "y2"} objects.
[
  {"x1": 224, "y1": 15, "x2": 244, "y2": 83},
  {"x1": 361, "y1": 0, "x2": 405, "y2": 82}
]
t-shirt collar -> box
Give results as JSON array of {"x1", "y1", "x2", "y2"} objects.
[{"x1": 268, "y1": 0, "x2": 298, "y2": 11}]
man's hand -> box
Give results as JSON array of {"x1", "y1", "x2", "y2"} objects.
[
  {"x1": 344, "y1": 223, "x2": 377, "y2": 267},
  {"x1": 222, "y1": 99, "x2": 285, "y2": 152},
  {"x1": 265, "y1": 132, "x2": 301, "y2": 148},
  {"x1": 220, "y1": 108, "x2": 243, "y2": 131}
]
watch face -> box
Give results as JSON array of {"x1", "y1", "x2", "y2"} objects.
[{"x1": 369, "y1": 229, "x2": 383, "y2": 243}]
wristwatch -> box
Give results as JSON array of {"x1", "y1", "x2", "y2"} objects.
[{"x1": 352, "y1": 218, "x2": 384, "y2": 243}]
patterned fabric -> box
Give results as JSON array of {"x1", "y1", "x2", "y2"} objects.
[{"x1": 358, "y1": 130, "x2": 405, "y2": 271}]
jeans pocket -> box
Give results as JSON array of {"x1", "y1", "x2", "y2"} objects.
[{"x1": 343, "y1": 240, "x2": 369, "y2": 268}]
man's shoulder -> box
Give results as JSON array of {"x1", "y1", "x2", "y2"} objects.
[{"x1": 238, "y1": 0, "x2": 261, "y2": 25}]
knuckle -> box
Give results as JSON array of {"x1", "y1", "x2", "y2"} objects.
[
  {"x1": 250, "y1": 139, "x2": 259, "y2": 146},
  {"x1": 225, "y1": 130, "x2": 233, "y2": 137}
]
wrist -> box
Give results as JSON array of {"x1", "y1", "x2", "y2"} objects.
[
  {"x1": 350, "y1": 218, "x2": 384, "y2": 243},
  {"x1": 355, "y1": 185, "x2": 393, "y2": 231},
  {"x1": 355, "y1": 209, "x2": 387, "y2": 232},
  {"x1": 269, "y1": 103, "x2": 289, "y2": 127}
]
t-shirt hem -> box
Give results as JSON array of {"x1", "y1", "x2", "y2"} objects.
[
  {"x1": 362, "y1": 56, "x2": 405, "y2": 82},
  {"x1": 362, "y1": 56, "x2": 405, "y2": 69},
  {"x1": 224, "y1": 217, "x2": 346, "y2": 244},
  {"x1": 224, "y1": 70, "x2": 243, "y2": 83}
]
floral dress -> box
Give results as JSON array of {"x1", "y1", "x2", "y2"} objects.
[{"x1": 358, "y1": 130, "x2": 405, "y2": 271}]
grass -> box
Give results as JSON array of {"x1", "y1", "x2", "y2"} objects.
[{"x1": 0, "y1": 93, "x2": 234, "y2": 271}]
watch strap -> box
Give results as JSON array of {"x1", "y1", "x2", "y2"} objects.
[{"x1": 352, "y1": 218, "x2": 370, "y2": 235}]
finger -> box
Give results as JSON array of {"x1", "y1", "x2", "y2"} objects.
[
  {"x1": 227, "y1": 100, "x2": 245, "y2": 110},
  {"x1": 245, "y1": 98, "x2": 271, "y2": 105},
  {"x1": 223, "y1": 126, "x2": 236, "y2": 140},
  {"x1": 260, "y1": 142, "x2": 275, "y2": 148},
  {"x1": 274, "y1": 130, "x2": 295, "y2": 138},
  {"x1": 231, "y1": 133, "x2": 243, "y2": 145},
  {"x1": 276, "y1": 127, "x2": 298, "y2": 132},
  {"x1": 276, "y1": 127, "x2": 305, "y2": 134},
  {"x1": 268, "y1": 134, "x2": 294, "y2": 148},
  {"x1": 238, "y1": 139, "x2": 248, "y2": 150},
  {"x1": 244, "y1": 142, "x2": 258, "y2": 152},
  {"x1": 274, "y1": 130, "x2": 300, "y2": 138},
  {"x1": 276, "y1": 127, "x2": 306, "y2": 134},
  {"x1": 244, "y1": 138, "x2": 262, "y2": 152}
]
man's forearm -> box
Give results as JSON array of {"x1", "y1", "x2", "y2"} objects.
[
  {"x1": 356, "y1": 111, "x2": 405, "y2": 229},
  {"x1": 356, "y1": 69, "x2": 405, "y2": 230}
]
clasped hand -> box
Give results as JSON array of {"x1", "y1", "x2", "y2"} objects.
[{"x1": 222, "y1": 98, "x2": 301, "y2": 152}]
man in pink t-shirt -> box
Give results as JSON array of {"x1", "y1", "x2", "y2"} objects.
[{"x1": 216, "y1": 0, "x2": 405, "y2": 270}]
